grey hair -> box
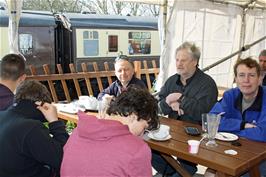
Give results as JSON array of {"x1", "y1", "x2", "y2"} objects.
[
  {"x1": 175, "y1": 42, "x2": 201, "y2": 62},
  {"x1": 259, "y1": 49, "x2": 266, "y2": 57}
]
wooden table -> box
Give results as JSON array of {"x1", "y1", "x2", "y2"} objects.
[
  {"x1": 58, "y1": 111, "x2": 81, "y2": 123},
  {"x1": 57, "y1": 111, "x2": 266, "y2": 177},
  {"x1": 147, "y1": 118, "x2": 266, "y2": 177}
]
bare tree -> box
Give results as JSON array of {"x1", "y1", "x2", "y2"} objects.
[
  {"x1": 21, "y1": 0, "x2": 159, "y2": 17},
  {"x1": 146, "y1": 4, "x2": 160, "y2": 17},
  {"x1": 110, "y1": 0, "x2": 127, "y2": 15},
  {"x1": 22, "y1": 0, "x2": 83, "y2": 13},
  {"x1": 82, "y1": 0, "x2": 108, "y2": 14},
  {"x1": 128, "y1": 2, "x2": 141, "y2": 16}
]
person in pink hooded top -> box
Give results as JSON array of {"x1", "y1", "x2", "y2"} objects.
[{"x1": 60, "y1": 86, "x2": 159, "y2": 177}]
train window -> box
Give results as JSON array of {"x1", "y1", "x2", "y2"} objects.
[
  {"x1": 83, "y1": 31, "x2": 99, "y2": 56},
  {"x1": 128, "y1": 32, "x2": 151, "y2": 55},
  {"x1": 108, "y1": 35, "x2": 118, "y2": 52},
  {"x1": 19, "y1": 34, "x2": 33, "y2": 55}
]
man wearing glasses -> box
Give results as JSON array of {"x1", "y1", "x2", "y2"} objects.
[
  {"x1": 211, "y1": 57, "x2": 266, "y2": 142},
  {"x1": 209, "y1": 58, "x2": 266, "y2": 176},
  {"x1": 98, "y1": 55, "x2": 146, "y2": 100}
]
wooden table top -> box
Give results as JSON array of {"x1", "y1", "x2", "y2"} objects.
[
  {"x1": 57, "y1": 111, "x2": 266, "y2": 177},
  {"x1": 146, "y1": 118, "x2": 266, "y2": 177}
]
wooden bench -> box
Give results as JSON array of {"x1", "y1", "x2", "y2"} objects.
[
  {"x1": 26, "y1": 60, "x2": 228, "y2": 103},
  {"x1": 26, "y1": 60, "x2": 159, "y2": 103}
]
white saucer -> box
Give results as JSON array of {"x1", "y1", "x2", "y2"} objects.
[
  {"x1": 54, "y1": 103, "x2": 84, "y2": 114},
  {"x1": 215, "y1": 132, "x2": 238, "y2": 141},
  {"x1": 147, "y1": 132, "x2": 171, "y2": 141}
]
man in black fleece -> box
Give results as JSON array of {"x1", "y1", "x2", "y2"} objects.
[
  {"x1": 153, "y1": 42, "x2": 218, "y2": 177},
  {"x1": 0, "y1": 80, "x2": 69, "y2": 177}
]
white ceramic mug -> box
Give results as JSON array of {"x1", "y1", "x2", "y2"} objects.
[
  {"x1": 152, "y1": 124, "x2": 170, "y2": 139},
  {"x1": 79, "y1": 95, "x2": 90, "y2": 106}
]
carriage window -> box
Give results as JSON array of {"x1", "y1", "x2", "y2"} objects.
[
  {"x1": 128, "y1": 32, "x2": 151, "y2": 55},
  {"x1": 108, "y1": 35, "x2": 118, "y2": 52},
  {"x1": 19, "y1": 34, "x2": 33, "y2": 55},
  {"x1": 83, "y1": 31, "x2": 99, "y2": 56}
]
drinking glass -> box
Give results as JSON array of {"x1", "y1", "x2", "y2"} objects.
[
  {"x1": 98, "y1": 99, "x2": 109, "y2": 119},
  {"x1": 206, "y1": 113, "x2": 221, "y2": 147},
  {"x1": 201, "y1": 113, "x2": 208, "y2": 136}
]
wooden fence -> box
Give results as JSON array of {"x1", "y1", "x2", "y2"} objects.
[
  {"x1": 26, "y1": 60, "x2": 159, "y2": 103},
  {"x1": 26, "y1": 59, "x2": 227, "y2": 103}
]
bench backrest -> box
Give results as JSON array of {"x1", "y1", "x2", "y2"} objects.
[{"x1": 26, "y1": 60, "x2": 159, "y2": 103}]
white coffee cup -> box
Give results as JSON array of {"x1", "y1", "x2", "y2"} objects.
[
  {"x1": 152, "y1": 124, "x2": 170, "y2": 139},
  {"x1": 188, "y1": 140, "x2": 200, "y2": 154},
  {"x1": 79, "y1": 95, "x2": 90, "y2": 106}
]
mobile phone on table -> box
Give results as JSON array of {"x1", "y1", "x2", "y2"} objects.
[{"x1": 184, "y1": 126, "x2": 201, "y2": 136}]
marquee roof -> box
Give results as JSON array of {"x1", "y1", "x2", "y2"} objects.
[{"x1": 121, "y1": 0, "x2": 266, "y2": 10}]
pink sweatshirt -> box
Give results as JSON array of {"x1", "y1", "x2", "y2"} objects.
[{"x1": 61, "y1": 112, "x2": 152, "y2": 177}]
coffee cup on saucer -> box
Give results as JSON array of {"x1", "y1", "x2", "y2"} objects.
[{"x1": 152, "y1": 124, "x2": 170, "y2": 139}]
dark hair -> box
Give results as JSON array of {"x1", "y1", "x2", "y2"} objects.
[
  {"x1": 0, "y1": 53, "x2": 26, "y2": 81},
  {"x1": 114, "y1": 55, "x2": 134, "y2": 68},
  {"x1": 107, "y1": 85, "x2": 159, "y2": 130},
  {"x1": 175, "y1": 42, "x2": 201, "y2": 63},
  {"x1": 15, "y1": 80, "x2": 52, "y2": 103},
  {"x1": 259, "y1": 49, "x2": 266, "y2": 57},
  {"x1": 233, "y1": 57, "x2": 261, "y2": 76}
]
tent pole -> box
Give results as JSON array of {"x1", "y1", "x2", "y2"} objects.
[
  {"x1": 202, "y1": 35, "x2": 266, "y2": 72},
  {"x1": 238, "y1": 8, "x2": 247, "y2": 59},
  {"x1": 162, "y1": 0, "x2": 167, "y2": 45}
]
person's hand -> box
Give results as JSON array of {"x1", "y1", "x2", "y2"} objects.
[
  {"x1": 244, "y1": 123, "x2": 257, "y2": 129},
  {"x1": 35, "y1": 101, "x2": 58, "y2": 123},
  {"x1": 166, "y1": 92, "x2": 182, "y2": 106},
  {"x1": 170, "y1": 101, "x2": 184, "y2": 116}
]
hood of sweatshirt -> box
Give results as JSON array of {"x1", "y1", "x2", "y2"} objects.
[{"x1": 77, "y1": 111, "x2": 131, "y2": 141}]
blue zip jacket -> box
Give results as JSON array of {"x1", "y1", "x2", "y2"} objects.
[{"x1": 210, "y1": 86, "x2": 266, "y2": 142}]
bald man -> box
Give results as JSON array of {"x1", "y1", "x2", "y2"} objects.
[{"x1": 98, "y1": 55, "x2": 146, "y2": 100}]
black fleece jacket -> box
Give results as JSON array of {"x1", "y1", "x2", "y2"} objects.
[{"x1": 0, "y1": 100, "x2": 69, "y2": 177}]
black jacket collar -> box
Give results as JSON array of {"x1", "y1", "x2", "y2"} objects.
[
  {"x1": 9, "y1": 99, "x2": 46, "y2": 122},
  {"x1": 175, "y1": 68, "x2": 199, "y2": 86}
]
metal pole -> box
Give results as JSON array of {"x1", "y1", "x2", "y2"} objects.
[{"x1": 202, "y1": 35, "x2": 266, "y2": 72}]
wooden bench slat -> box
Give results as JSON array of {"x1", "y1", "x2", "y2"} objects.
[
  {"x1": 143, "y1": 60, "x2": 152, "y2": 90},
  {"x1": 104, "y1": 62, "x2": 113, "y2": 85},
  {"x1": 57, "y1": 64, "x2": 71, "y2": 102},
  {"x1": 43, "y1": 64, "x2": 58, "y2": 103},
  {"x1": 92, "y1": 62, "x2": 104, "y2": 92},
  {"x1": 69, "y1": 64, "x2": 82, "y2": 97},
  {"x1": 81, "y1": 63, "x2": 94, "y2": 96}
]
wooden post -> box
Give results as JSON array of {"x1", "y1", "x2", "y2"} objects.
[{"x1": 134, "y1": 60, "x2": 141, "y2": 79}]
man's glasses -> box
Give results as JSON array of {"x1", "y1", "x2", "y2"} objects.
[{"x1": 115, "y1": 55, "x2": 129, "y2": 62}]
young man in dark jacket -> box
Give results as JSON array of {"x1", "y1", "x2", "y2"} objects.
[
  {"x1": 0, "y1": 53, "x2": 26, "y2": 110},
  {"x1": 0, "y1": 80, "x2": 69, "y2": 177}
]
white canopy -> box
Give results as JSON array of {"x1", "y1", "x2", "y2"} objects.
[
  {"x1": 6, "y1": 0, "x2": 23, "y2": 54},
  {"x1": 121, "y1": 0, "x2": 266, "y2": 89},
  {"x1": 121, "y1": 0, "x2": 266, "y2": 9}
]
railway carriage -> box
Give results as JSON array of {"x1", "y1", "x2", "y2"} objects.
[{"x1": 0, "y1": 9, "x2": 160, "y2": 74}]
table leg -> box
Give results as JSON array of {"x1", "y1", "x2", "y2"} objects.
[
  {"x1": 249, "y1": 165, "x2": 260, "y2": 177},
  {"x1": 161, "y1": 153, "x2": 192, "y2": 177},
  {"x1": 216, "y1": 171, "x2": 233, "y2": 177}
]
